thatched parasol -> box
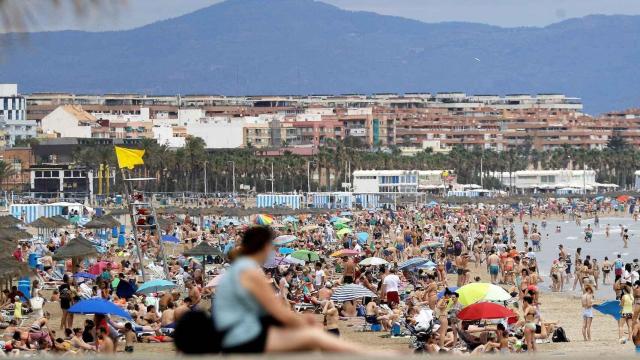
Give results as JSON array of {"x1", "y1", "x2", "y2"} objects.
[
  {"x1": 49, "y1": 215, "x2": 71, "y2": 227},
  {"x1": 0, "y1": 227, "x2": 32, "y2": 242},
  {"x1": 29, "y1": 217, "x2": 57, "y2": 229},
  {"x1": 0, "y1": 215, "x2": 22, "y2": 228},
  {"x1": 183, "y1": 242, "x2": 223, "y2": 257},
  {"x1": 99, "y1": 215, "x2": 121, "y2": 228},
  {"x1": 0, "y1": 254, "x2": 30, "y2": 280},
  {"x1": 53, "y1": 236, "x2": 98, "y2": 260}
]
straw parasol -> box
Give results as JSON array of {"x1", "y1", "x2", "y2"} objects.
[
  {"x1": 48, "y1": 215, "x2": 71, "y2": 227},
  {"x1": 183, "y1": 242, "x2": 223, "y2": 257},
  {"x1": 53, "y1": 236, "x2": 98, "y2": 260},
  {"x1": 29, "y1": 216, "x2": 57, "y2": 229},
  {"x1": 107, "y1": 208, "x2": 129, "y2": 216},
  {"x1": 0, "y1": 254, "x2": 30, "y2": 280},
  {"x1": 0, "y1": 215, "x2": 22, "y2": 228},
  {"x1": 0, "y1": 227, "x2": 32, "y2": 242},
  {"x1": 99, "y1": 215, "x2": 121, "y2": 228}
]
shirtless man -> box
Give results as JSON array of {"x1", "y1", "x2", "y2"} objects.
[
  {"x1": 318, "y1": 282, "x2": 333, "y2": 302},
  {"x1": 323, "y1": 300, "x2": 340, "y2": 337},
  {"x1": 342, "y1": 257, "x2": 356, "y2": 284},
  {"x1": 455, "y1": 253, "x2": 469, "y2": 287},
  {"x1": 487, "y1": 250, "x2": 501, "y2": 284},
  {"x1": 161, "y1": 302, "x2": 176, "y2": 328},
  {"x1": 186, "y1": 281, "x2": 201, "y2": 308},
  {"x1": 173, "y1": 297, "x2": 192, "y2": 322},
  {"x1": 632, "y1": 319, "x2": 640, "y2": 354},
  {"x1": 97, "y1": 327, "x2": 114, "y2": 353}
]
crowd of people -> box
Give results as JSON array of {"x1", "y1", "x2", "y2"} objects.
[{"x1": 0, "y1": 196, "x2": 639, "y2": 355}]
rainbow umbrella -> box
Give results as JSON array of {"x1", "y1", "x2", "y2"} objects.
[
  {"x1": 254, "y1": 214, "x2": 273, "y2": 225},
  {"x1": 455, "y1": 283, "x2": 512, "y2": 306}
]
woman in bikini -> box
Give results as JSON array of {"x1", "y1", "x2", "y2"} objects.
[
  {"x1": 522, "y1": 295, "x2": 537, "y2": 352},
  {"x1": 436, "y1": 290, "x2": 451, "y2": 350}
]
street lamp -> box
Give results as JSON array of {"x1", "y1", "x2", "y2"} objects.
[
  {"x1": 227, "y1": 161, "x2": 235, "y2": 195},
  {"x1": 203, "y1": 160, "x2": 208, "y2": 195}
]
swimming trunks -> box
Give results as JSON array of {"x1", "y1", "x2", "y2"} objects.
[{"x1": 489, "y1": 265, "x2": 499, "y2": 276}]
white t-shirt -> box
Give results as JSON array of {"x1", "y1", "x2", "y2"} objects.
[
  {"x1": 383, "y1": 274, "x2": 401, "y2": 293},
  {"x1": 314, "y1": 270, "x2": 325, "y2": 287}
]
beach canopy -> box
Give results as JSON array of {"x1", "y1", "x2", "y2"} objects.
[
  {"x1": 137, "y1": 279, "x2": 176, "y2": 294},
  {"x1": 455, "y1": 283, "x2": 512, "y2": 306},
  {"x1": 183, "y1": 242, "x2": 223, "y2": 257},
  {"x1": 290, "y1": 249, "x2": 319, "y2": 262},
  {"x1": 593, "y1": 300, "x2": 621, "y2": 320},
  {"x1": 273, "y1": 235, "x2": 296, "y2": 246},
  {"x1": 457, "y1": 302, "x2": 516, "y2": 321},
  {"x1": 53, "y1": 237, "x2": 98, "y2": 260},
  {"x1": 359, "y1": 257, "x2": 388, "y2": 266},
  {"x1": 331, "y1": 284, "x2": 377, "y2": 302},
  {"x1": 69, "y1": 298, "x2": 132, "y2": 319},
  {"x1": 398, "y1": 257, "x2": 431, "y2": 270}
]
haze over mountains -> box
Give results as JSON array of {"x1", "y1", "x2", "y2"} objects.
[{"x1": 0, "y1": 0, "x2": 639, "y2": 114}]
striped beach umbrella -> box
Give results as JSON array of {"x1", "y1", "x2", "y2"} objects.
[
  {"x1": 398, "y1": 257, "x2": 431, "y2": 270},
  {"x1": 331, "y1": 284, "x2": 377, "y2": 302},
  {"x1": 274, "y1": 235, "x2": 297, "y2": 246}
]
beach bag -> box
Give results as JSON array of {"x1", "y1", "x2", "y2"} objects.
[
  {"x1": 30, "y1": 296, "x2": 44, "y2": 311},
  {"x1": 552, "y1": 327, "x2": 569, "y2": 342}
]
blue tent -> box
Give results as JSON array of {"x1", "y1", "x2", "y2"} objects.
[{"x1": 68, "y1": 298, "x2": 132, "y2": 319}]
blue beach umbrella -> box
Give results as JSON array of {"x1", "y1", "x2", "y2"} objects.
[
  {"x1": 161, "y1": 235, "x2": 180, "y2": 244},
  {"x1": 399, "y1": 257, "x2": 431, "y2": 270},
  {"x1": 68, "y1": 298, "x2": 131, "y2": 319},
  {"x1": 278, "y1": 247, "x2": 295, "y2": 255},
  {"x1": 356, "y1": 232, "x2": 369, "y2": 244},
  {"x1": 594, "y1": 300, "x2": 621, "y2": 320},
  {"x1": 137, "y1": 279, "x2": 176, "y2": 294},
  {"x1": 437, "y1": 286, "x2": 459, "y2": 299}
]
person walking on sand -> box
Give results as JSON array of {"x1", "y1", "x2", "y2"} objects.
[{"x1": 581, "y1": 285, "x2": 594, "y2": 341}]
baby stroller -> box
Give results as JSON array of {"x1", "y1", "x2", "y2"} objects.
[{"x1": 404, "y1": 309, "x2": 435, "y2": 353}]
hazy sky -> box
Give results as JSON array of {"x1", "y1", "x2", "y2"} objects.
[{"x1": 3, "y1": 0, "x2": 640, "y2": 32}]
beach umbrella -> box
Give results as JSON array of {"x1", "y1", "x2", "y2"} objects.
[
  {"x1": 426, "y1": 200, "x2": 439, "y2": 208},
  {"x1": 137, "y1": 279, "x2": 176, "y2": 294},
  {"x1": 0, "y1": 254, "x2": 30, "y2": 279},
  {"x1": 53, "y1": 237, "x2": 98, "y2": 260},
  {"x1": 331, "y1": 249, "x2": 361, "y2": 257},
  {"x1": 455, "y1": 283, "x2": 512, "y2": 306},
  {"x1": 457, "y1": 302, "x2": 516, "y2": 321},
  {"x1": 254, "y1": 214, "x2": 273, "y2": 225},
  {"x1": 356, "y1": 232, "x2": 369, "y2": 243},
  {"x1": 73, "y1": 272, "x2": 97, "y2": 280},
  {"x1": 282, "y1": 255, "x2": 305, "y2": 265},
  {"x1": 617, "y1": 195, "x2": 631, "y2": 203},
  {"x1": 300, "y1": 224, "x2": 320, "y2": 232},
  {"x1": 183, "y1": 242, "x2": 223, "y2": 257},
  {"x1": 329, "y1": 216, "x2": 342, "y2": 223},
  {"x1": 29, "y1": 217, "x2": 57, "y2": 229},
  {"x1": 593, "y1": 300, "x2": 622, "y2": 320},
  {"x1": 437, "y1": 286, "x2": 459, "y2": 299},
  {"x1": 278, "y1": 247, "x2": 295, "y2": 255},
  {"x1": 274, "y1": 235, "x2": 297, "y2": 246},
  {"x1": 359, "y1": 257, "x2": 388, "y2": 266},
  {"x1": 333, "y1": 222, "x2": 349, "y2": 230},
  {"x1": 290, "y1": 249, "x2": 319, "y2": 262},
  {"x1": 398, "y1": 257, "x2": 431, "y2": 270},
  {"x1": 331, "y1": 284, "x2": 377, "y2": 302},
  {"x1": 594, "y1": 196, "x2": 605, "y2": 202},
  {"x1": 418, "y1": 261, "x2": 437, "y2": 269},
  {"x1": 334, "y1": 217, "x2": 351, "y2": 224},
  {"x1": 219, "y1": 218, "x2": 241, "y2": 227},
  {"x1": 422, "y1": 241, "x2": 443, "y2": 249},
  {"x1": 68, "y1": 298, "x2": 132, "y2": 319},
  {"x1": 0, "y1": 215, "x2": 22, "y2": 228},
  {"x1": 336, "y1": 228, "x2": 352, "y2": 237},
  {"x1": 282, "y1": 216, "x2": 298, "y2": 223},
  {"x1": 161, "y1": 234, "x2": 180, "y2": 244}
]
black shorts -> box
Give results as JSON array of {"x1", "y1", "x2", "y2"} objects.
[
  {"x1": 327, "y1": 328, "x2": 340, "y2": 337},
  {"x1": 125, "y1": 346, "x2": 134, "y2": 353},
  {"x1": 343, "y1": 276, "x2": 354, "y2": 284},
  {"x1": 221, "y1": 316, "x2": 281, "y2": 354},
  {"x1": 60, "y1": 300, "x2": 71, "y2": 310},
  {"x1": 457, "y1": 269, "x2": 464, "y2": 275}
]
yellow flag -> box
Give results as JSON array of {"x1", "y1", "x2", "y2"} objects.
[{"x1": 114, "y1": 146, "x2": 145, "y2": 169}]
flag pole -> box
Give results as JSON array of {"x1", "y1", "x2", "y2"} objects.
[{"x1": 120, "y1": 167, "x2": 147, "y2": 281}]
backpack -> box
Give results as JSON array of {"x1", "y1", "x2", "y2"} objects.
[
  {"x1": 454, "y1": 241, "x2": 463, "y2": 256},
  {"x1": 552, "y1": 327, "x2": 569, "y2": 343}
]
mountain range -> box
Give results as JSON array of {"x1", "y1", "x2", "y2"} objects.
[{"x1": 1, "y1": 0, "x2": 639, "y2": 114}]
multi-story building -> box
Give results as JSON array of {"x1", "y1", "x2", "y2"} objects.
[{"x1": 0, "y1": 84, "x2": 37, "y2": 147}]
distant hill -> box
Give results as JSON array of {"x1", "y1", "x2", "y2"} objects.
[{"x1": 1, "y1": 0, "x2": 639, "y2": 114}]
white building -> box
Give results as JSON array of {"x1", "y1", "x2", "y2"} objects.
[
  {"x1": 492, "y1": 169, "x2": 616, "y2": 193},
  {"x1": 186, "y1": 117, "x2": 251, "y2": 149},
  {"x1": 40, "y1": 105, "x2": 95, "y2": 138},
  {"x1": 0, "y1": 84, "x2": 37, "y2": 146},
  {"x1": 352, "y1": 170, "x2": 419, "y2": 193},
  {"x1": 152, "y1": 125, "x2": 186, "y2": 148}
]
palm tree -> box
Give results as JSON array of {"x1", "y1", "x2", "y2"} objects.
[{"x1": 0, "y1": 160, "x2": 16, "y2": 190}]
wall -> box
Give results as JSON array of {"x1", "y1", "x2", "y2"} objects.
[{"x1": 41, "y1": 107, "x2": 92, "y2": 138}]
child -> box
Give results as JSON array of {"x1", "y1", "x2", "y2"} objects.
[
  {"x1": 13, "y1": 296, "x2": 22, "y2": 321},
  {"x1": 124, "y1": 322, "x2": 136, "y2": 353}
]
